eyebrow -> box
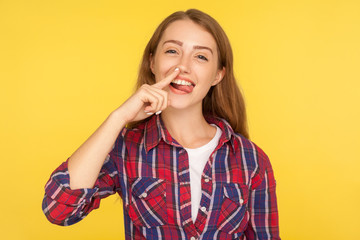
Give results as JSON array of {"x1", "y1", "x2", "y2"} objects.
[{"x1": 163, "y1": 40, "x2": 213, "y2": 54}]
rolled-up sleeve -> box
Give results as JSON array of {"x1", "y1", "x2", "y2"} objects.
[
  {"x1": 245, "y1": 149, "x2": 281, "y2": 240},
  {"x1": 42, "y1": 131, "x2": 125, "y2": 226}
]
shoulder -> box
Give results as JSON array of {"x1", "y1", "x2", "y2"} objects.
[
  {"x1": 211, "y1": 116, "x2": 269, "y2": 160},
  {"x1": 122, "y1": 123, "x2": 146, "y2": 141},
  {"x1": 214, "y1": 117, "x2": 273, "y2": 179},
  {"x1": 233, "y1": 132, "x2": 269, "y2": 163},
  {"x1": 112, "y1": 120, "x2": 148, "y2": 152},
  {"x1": 212, "y1": 117, "x2": 276, "y2": 189}
]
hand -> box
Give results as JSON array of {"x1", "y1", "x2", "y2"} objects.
[{"x1": 116, "y1": 67, "x2": 180, "y2": 124}]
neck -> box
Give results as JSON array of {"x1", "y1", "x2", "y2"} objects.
[{"x1": 161, "y1": 106, "x2": 216, "y2": 148}]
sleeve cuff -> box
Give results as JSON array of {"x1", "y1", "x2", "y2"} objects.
[{"x1": 44, "y1": 160, "x2": 99, "y2": 206}]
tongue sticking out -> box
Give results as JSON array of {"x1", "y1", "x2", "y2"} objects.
[{"x1": 171, "y1": 83, "x2": 194, "y2": 93}]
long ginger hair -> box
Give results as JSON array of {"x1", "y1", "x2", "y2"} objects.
[{"x1": 128, "y1": 9, "x2": 249, "y2": 139}]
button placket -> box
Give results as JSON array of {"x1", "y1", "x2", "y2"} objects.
[
  {"x1": 195, "y1": 160, "x2": 213, "y2": 234},
  {"x1": 178, "y1": 148, "x2": 199, "y2": 237}
]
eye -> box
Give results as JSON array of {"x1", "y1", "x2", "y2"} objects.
[
  {"x1": 165, "y1": 49, "x2": 177, "y2": 54},
  {"x1": 197, "y1": 54, "x2": 208, "y2": 61}
]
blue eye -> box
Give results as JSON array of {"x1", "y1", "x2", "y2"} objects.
[
  {"x1": 165, "y1": 49, "x2": 177, "y2": 54},
  {"x1": 197, "y1": 55, "x2": 208, "y2": 61}
]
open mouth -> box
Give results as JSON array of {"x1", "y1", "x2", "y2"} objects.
[{"x1": 170, "y1": 79, "x2": 195, "y2": 94}]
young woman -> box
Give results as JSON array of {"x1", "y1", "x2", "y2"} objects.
[{"x1": 43, "y1": 9, "x2": 280, "y2": 240}]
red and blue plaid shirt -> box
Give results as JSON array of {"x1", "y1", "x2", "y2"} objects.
[{"x1": 42, "y1": 115, "x2": 280, "y2": 239}]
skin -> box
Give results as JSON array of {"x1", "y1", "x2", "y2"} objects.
[{"x1": 67, "y1": 19, "x2": 225, "y2": 189}]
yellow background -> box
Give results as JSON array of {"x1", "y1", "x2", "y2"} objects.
[{"x1": 1, "y1": 0, "x2": 359, "y2": 239}]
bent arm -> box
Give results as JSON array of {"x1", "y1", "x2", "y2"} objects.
[
  {"x1": 42, "y1": 108, "x2": 129, "y2": 226},
  {"x1": 43, "y1": 68, "x2": 180, "y2": 225}
]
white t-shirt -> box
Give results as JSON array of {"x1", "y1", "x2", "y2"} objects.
[{"x1": 185, "y1": 124, "x2": 222, "y2": 222}]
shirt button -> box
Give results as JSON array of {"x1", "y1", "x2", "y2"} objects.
[
  {"x1": 190, "y1": 237, "x2": 197, "y2": 240},
  {"x1": 141, "y1": 192, "x2": 148, "y2": 198},
  {"x1": 240, "y1": 198, "x2": 244, "y2": 204},
  {"x1": 200, "y1": 206, "x2": 207, "y2": 212},
  {"x1": 204, "y1": 178, "x2": 210, "y2": 183}
]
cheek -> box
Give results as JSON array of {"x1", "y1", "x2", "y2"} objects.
[
  {"x1": 154, "y1": 58, "x2": 177, "y2": 80},
  {"x1": 195, "y1": 66, "x2": 218, "y2": 84}
]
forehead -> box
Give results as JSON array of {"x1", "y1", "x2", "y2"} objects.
[{"x1": 159, "y1": 19, "x2": 217, "y2": 50}]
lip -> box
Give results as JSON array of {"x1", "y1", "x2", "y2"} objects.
[{"x1": 174, "y1": 76, "x2": 195, "y2": 86}]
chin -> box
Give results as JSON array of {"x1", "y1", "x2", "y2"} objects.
[
  {"x1": 167, "y1": 103, "x2": 189, "y2": 110},
  {"x1": 167, "y1": 99, "x2": 202, "y2": 112}
]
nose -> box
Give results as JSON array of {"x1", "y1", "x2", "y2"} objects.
[{"x1": 177, "y1": 54, "x2": 191, "y2": 74}]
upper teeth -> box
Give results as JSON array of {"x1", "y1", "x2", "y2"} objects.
[{"x1": 171, "y1": 79, "x2": 192, "y2": 86}]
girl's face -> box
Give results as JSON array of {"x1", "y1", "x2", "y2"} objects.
[{"x1": 150, "y1": 19, "x2": 225, "y2": 111}]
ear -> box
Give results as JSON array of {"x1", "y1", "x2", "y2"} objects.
[
  {"x1": 150, "y1": 53, "x2": 155, "y2": 74},
  {"x1": 212, "y1": 67, "x2": 226, "y2": 86}
]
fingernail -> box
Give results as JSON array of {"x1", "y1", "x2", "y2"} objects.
[
  {"x1": 174, "y1": 67, "x2": 179, "y2": 72},
  {"x1": 144, "y1": 110, "x2": 153, "y2": 115},
  {"x1": 155, "y1": 111, "x2": 162, "y2": 115}
]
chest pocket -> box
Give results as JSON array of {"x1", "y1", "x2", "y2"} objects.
[
  {"x1": 216, "y1": 183, "x2": 250, "y2": 234},
  {"x1": 127, "y1": 177, "x2": 167, "y2": 228}
]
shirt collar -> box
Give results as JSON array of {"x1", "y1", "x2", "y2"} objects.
[{"x1": 144, "y1": 114, "x2": 237, "y2": 153}]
